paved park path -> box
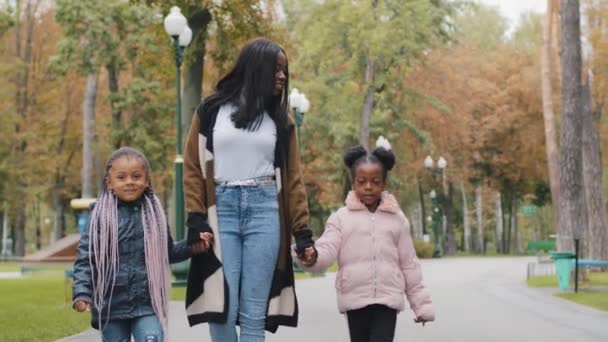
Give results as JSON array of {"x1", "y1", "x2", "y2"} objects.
[{"x1": 58, "y1": 257, "x2": 608, "y2": 342}]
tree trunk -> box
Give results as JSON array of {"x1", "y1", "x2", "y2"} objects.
[
  {"x1": 444, "y1": 182, "x2": 456, "y2": 255},
  {"x1": 52, "y1": 173, "x2": 66, "y2": 242},
  {"x1": 52, "y1": 89, "x2": 74, "y2": 241},
  {"x1": 107, "y1": 61, "x2": 122, "y2": 149},
  {"x1": 495, "y1": 192, "x2": 503, "y2": 254},
  {"x1": 511, "y1": 196, "x2": 522, "y2": 254},
  {"x1": 82, "y1": 73, "x2": 97, "y2": 198},
  {"x1": 1, "y1": 204, "x2": 9, "y2": 256},
  {"x1": 552, "y1": 0, "x2": 561, "y2": 82},
  {"x1": 581, "y1": 81, "x2": 608, "y2": 260},
  {"x1": 461, "y1": 182, "x2": 471, "y2": 253},
  {"x1": 181, "y1": 9, "x2": 211, "y2": 146},
  {"x1": 557, "y1": 0, "x2": 584, "y2": 252},
  {"x1": 419, "y1": 181, "x2": 427, "y2": 237},
  {"x1": 14, "y1": 208, "x2": 25, "y2": 257},
  {"x1": 541, "y1": 0, "x2": 561, "y2": 230},
  {"x1": 12, "y1": 0, "x2": 38, "y2": 257},
  {"x1": 359, "y1": 57, "x2": 375, "y2": 150},
  {"x1": 475, "y1": 184, "x2": 484, "y2": 253}
]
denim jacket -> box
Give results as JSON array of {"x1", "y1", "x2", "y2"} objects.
[{"x1": 72, "y1": 199, "x2": 191, "y2": 328}]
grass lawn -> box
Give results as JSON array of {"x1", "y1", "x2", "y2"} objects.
[
  {"x1": 0, "y1": 261, "x2": 339, "y2": 341},
  {"x1": 555, "y1": 292, "x2": 608, "y2": 312},
  {"x1": 449, "y1": 252, "x2": 531, "y2": 258},
  {"x1": 528, "y1": 272, "x2": 608, "y2": 287},
  {"x1": 0, "y1": 262, "x2": 21, "y2": 272},
  {"x1": 528, "y1": 271, "x2": 608, "y2": 312},
  {"x1": 0, "y1": 273, "x2": 90, "y2": 342}
]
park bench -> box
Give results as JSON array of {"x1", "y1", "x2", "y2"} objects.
[
  {"x1": 526, "y1": 240, "x2": 556, "y2": 253},
  {"x1": 576, "y1": 259, "x2": 608, "y2": 269}
]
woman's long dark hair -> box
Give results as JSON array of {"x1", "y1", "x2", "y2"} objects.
[{"x1": 204, "y1": 38, "x2": 289, "y2": 132}]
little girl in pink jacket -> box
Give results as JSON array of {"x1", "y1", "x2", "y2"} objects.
[{"x1": 296, "y1": 137, "x2": 434, "y2": 342}]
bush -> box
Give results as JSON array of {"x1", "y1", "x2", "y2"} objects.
[{"x1": 414, "y1": 240, "x2": 434, "y2": 259}]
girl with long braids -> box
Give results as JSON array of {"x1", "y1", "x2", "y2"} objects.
[
  {"x1": 295, "y1": 137, "x2": 435, "y2": 342},
  {"x1": 72, "y1": 147, "x2": 211, "y2": 341}
]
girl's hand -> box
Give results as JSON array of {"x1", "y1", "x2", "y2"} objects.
[
  {"x1": 191, "y1": 232, "x2": 214, "y2": 254},
  {"x1": 414, "y1": 317, "x2": 428, "y2": 326},
  {"x1": 74, "y1": 301, "x2": 90, "y2": 313},
  {"x1": 300, "y1": 246, "x2": 318, "y2": 267},
  {"x1": 200, "y1": 232, "x2": 214, "y2": 250},
  {"x1": 190, "y1": 232, "x2": 213, "y2": 254}
]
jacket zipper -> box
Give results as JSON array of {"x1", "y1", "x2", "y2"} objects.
[{"x1": 371, "y1": 213, "x2": 377, "y2": 298}]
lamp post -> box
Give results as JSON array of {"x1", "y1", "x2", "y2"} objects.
[
  {"x1": 164, "y1": 6, "x2": 192, "y2": 285},
  {"x1": 288, "y1": 88, "x2": 310, "y2": 152},
  {"x1": 424, "y1": 155, "x2": 447, "y2": 258}
]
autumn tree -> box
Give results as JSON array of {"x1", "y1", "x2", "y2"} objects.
[{"x1": 557, "y1": 0, "x2": 584, "y2": 252}]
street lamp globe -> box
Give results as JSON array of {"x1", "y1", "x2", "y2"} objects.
[
  {"x1": 178, "y1": 26, "x2": 192, "y2": 47},
  {"x1": 299, "y1": 94, "x2": 310, "y2": 113},
  {"x1": 289, "y1": 88, "x2": 303, "y2": 111},
  {"x1": 437, "y1": 156, "x2": 447, "y2": 169},
  {"x1": 429, "y1": 189, "x2": 437, "y2": 199},
  {"x1": 424, "y1": 155, "x2": 434, "y2": 169},
  {"x1": 164, "y1": 6, "x2": 187, "y2": 37}
]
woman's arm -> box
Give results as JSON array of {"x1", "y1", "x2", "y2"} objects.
[
  {"x1": 284, "y1": 116, "x2": 313, "y2": 253},
  {"x1": 184, "y1": 112, "x2": 213, "y2": 241}
]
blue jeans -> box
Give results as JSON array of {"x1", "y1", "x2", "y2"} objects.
[
  {"x1": 100, "y1": 314, "x2": 163, "y2": 342},
  {"x1": 209, "y1": 183, "x2": 281, "y2": 342}
]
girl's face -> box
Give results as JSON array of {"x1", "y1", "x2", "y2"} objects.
[
  {"x1": 106, "y1": 157, "x2": 148, "y2": 202},
  {"x1": 273, "y1": 51, "x2": 287, "y2": 96},
  {"x1": 352, "y1": 162, "x2": 385, "y2": 211}
]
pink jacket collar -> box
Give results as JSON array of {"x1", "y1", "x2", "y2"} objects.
[{"x1": 345, "y1": 191, "x2": 399, "y2": 214}]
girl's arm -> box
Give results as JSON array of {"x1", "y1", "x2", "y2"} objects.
[
  {"x1": 397, "y1": 212, "x2": 435, "y2": 322},
  {"x1": 293, "y1": 213, "x2": 342, "y2": 273},
  {"x1": 167, "y1": 226, "x2": 191, "y2": 264},
  {"x1": 72, "y1": 223, "x2": 93, "y2": 307}
]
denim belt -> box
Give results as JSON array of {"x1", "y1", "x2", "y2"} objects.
[{"x1": 215, "y1": 176, "x2": 275, "y2": 187}]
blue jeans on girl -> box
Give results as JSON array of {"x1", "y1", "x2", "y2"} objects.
[
  {"x1": 209, "y1": 182, "x2": 281, "y2": 342},
  {"x1": 100, "y1": 314, "x2": 163, "y2": 342}
]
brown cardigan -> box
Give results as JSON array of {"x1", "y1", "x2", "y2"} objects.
[{"x1": 182, "y1": 103, "x2": 310, "y2": 332}]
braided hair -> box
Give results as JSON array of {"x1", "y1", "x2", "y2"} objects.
[{"x1": 88, "y1": 147, "x2": 170, "y2": 336}]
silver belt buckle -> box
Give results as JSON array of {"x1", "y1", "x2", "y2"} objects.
[{"x1": 217, "y1": 176, "x2": 274, "y2": 187}]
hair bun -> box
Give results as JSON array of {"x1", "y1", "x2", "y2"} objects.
[
  {"x1": 372, "y1": 142, "x2": 396, "y2": 171},
  {"x1": 375, "y1": 136, "x2": 391, "y2": 151},
  {"x1": 343, "y1": 145, "x2": 367, "y2": 168}
]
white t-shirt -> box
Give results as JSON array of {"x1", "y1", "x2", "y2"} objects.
[{"x1": 213, "y1": 103, "x2": 277, "y2": 182}]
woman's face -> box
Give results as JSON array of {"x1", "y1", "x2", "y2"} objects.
[{"x1": 274, "y1": 51, "x2": 287, "y2": 96}]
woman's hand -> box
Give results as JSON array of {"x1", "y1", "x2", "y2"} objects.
[
  {"x1": 74, "y1": 300, "x2": 91, "y2": 313},
  {"x1": 191, "y1": 232, "x2": 215, "y2": 254}
]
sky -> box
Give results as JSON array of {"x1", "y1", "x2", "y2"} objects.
[{"x1": 476, "y1": 0, "x2": 547, "y2": 30}]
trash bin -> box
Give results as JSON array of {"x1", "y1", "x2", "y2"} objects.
[{"x1": 550, "y1": 251, "x2": 575, "y2": 291}]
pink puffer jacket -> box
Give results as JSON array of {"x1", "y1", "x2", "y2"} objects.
[{"x1": 295, "y1": 191, "x2": 434, "y2": 321}]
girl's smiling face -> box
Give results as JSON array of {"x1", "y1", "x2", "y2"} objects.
[
  {"x1": 106, "y1": 156, "x2": 148, "y2": 202},
  {"x1": 352, "y1": 162, "x2": 385, "y2": 211}
]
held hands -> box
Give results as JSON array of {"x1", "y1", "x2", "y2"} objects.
[
  {"x1": 298, "y1": 246, "x2": 318, "y2": 267},
  {"x1": 190, "y1": 232, "x2": 214, "y2": 254},
  {"x1": 73, "y1": 300, "x2": 91, "y2": 313}
]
